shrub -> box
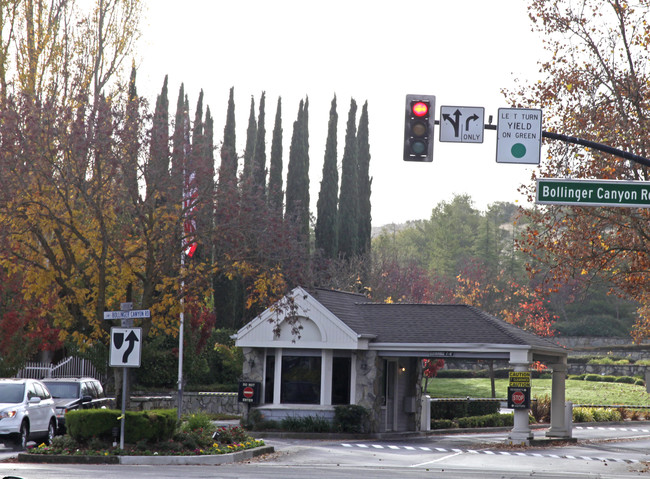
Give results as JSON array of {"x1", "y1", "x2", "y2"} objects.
[
  {"x1": 435, "y1": 369, "x2": 477, "y2": 378},
  {"x1": 66, "y1": 409, "x2": 178, "y2": 444},
  {"x1": 241, "y1": 409, "x2": 279, "y2": 431},
  {"x1": 591, "y1": 408, "x2": 621, "y2": 422},
  {"x1": 430, "y1": 400, "x2": 498, "y2": 420},
  {"x1": 614, "y1": 376, "x2": 637, "y2": 384},
  {"x1": 569, "y1": 374, "x2": 586, "y2": 380},
  {"x1": 430, "y1": 419, "x2": 457, "y2": 430},
  {"x1": 334, "y1": 405, "x2": 370, "y2": 433},
  {"x1": 530, "y1": 395, "x2": 551, "y2": 423},
  {"x1": 280, "y1": 415, "x2": 331, "y2": 433},
  {"x1": 457, "y1": 413, "x2": 513, "y2": 428},
  {"x1": 573, "y1": 407, "x2": 594, "y2": 422},
  {"x1": 587, "y1": 357, "x2": 630, "y2": 365},
  {"x1": 183, "y1": 412, "x2": 213, "y2": 432},
  {"x1": 635, "y1": 379, "x2": 646, "y2": 386},
  {"x1": 212, "y1": 425, "x2": 250, "y2": 444}
]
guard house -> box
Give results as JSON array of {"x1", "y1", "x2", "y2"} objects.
[{"x1": 235, "y1": 287, "x2": 570, "y2": 441}]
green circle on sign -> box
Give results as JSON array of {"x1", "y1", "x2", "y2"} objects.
[{"x1": 511, "y1": 143, "x2": 527, "y2": 158}]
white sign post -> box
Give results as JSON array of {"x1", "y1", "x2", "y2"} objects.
[
  {"x1": 496, "y1": 108, "x2": 543, "y2": 164},
  {"x1": 439, "y1": 106, "x2": 485, "y2": 143}
]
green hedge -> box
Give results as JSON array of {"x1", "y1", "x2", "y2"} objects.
[
  {"x1": 430, "y1": 400, "x2": 499, "y2": 420},
  {"x1": 457, "y1": 413, "x2": 513, "y2": 428},
  {"x1": 66, "y1": 409, "x2": 178, "y2": 444}
]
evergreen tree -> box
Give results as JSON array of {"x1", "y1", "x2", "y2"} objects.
[
  {"x1": 285, "y1": 98, "x2": 310, "y2": 251},
  {"x1": 218, "y1": 87, "x2": 238, "y2": 190},
  {"x1": 315, "y1": 95, "x2": 339, "y2": 259},
  {"x1": 267, "y1": 96, "x2": 283, "y2": 214},
  {"x1": 171, "y1": 84, "x2": 189, "y2": 205},
  {"x1": 242, "y1": 96, "x2": 257, "y2": 181},
  {"x1": 123, "y1": 64, "x2": 141, "y2": 205},
  {"x1": 252, "y1": 92, "x2": 267, "y2": 194},
  {"x1": 357, "y1": 101, "x2": 372, "y2": 256},
  {"x1": 337, "y1": 99, "x2": 359, "y2": 259},
  {"x1": 214, "y1": 88, "x2": 243, "y2": 329}
]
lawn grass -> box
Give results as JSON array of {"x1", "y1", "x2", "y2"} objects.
[{"x1": 426, "y1": 378, "x2": 650, "y2": 406}]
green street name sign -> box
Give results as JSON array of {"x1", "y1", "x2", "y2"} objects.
[{"x1": 537, "y1": 178, "x2": 650, "y2": 208}]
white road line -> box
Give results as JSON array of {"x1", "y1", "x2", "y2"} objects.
[{"x1": 410, "y1": 451, "x2": 463, "y2": 468}]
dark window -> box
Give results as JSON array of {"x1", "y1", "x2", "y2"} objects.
[
  {"x1": 43, "y1": 382, "x2": 79, "y2": 399},
  {"x1": 93, "y1": 381, "x2": 105, "y2": 398},
  {"x1": 281, "y1": 356, "x2": 321, "y2": 404},
  {"x1": 265, "y1": 356, "x2": 275, "y2": 404},
  {"x1": 332, "y1": 357, "x2": 351, "y2": 405}
]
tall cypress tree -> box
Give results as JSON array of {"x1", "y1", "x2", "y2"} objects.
[
  {"x1": 214, "y1": 88, "x2": 243, "y2": 329},
  {"x1": 252, "y1": 92, "x2": 266, "y2": 194},
  {"x1": 242, "y1": 96, "x2": 257, "y2": 181},
  {"x1": 315, "y1": 95, "x2": 339, "y2": 259},
  {"x1": 337, "y1": 99, "x2": 359, "y2": 259},
  {"x1": 171, "y1": 84, "x2": 188, "y2": 205},
  {"x1": 267, "y1": 96, "x2": 283, "y2": 214},
  {"x1": 218, "y1": 87, "x2": 237, "y2": 191},
  {"x1": 147, "y1": 75, "x2": 169, "y2": 201},
  {"x1": 124, "y1": 65, "x2": 141, "y2": 205},
  {"x1": 285, "y1": 98, "x2": 310, "y2": 251},
  {"x1": 357, "y1": 101, "x2": 372, "y2": 256}
]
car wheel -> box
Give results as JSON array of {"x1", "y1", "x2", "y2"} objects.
[
  {"x1": 12, "y1": 422, "x2": 28, "y2": 451},
  {"x1": 46, "y1": 419, "x2": 56, "y2": 445}
]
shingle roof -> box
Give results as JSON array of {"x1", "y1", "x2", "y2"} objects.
[{"x1": 308, "y1": 288, "x2": 565, "y2": 354}]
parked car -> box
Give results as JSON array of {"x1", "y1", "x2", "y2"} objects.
[
  {"x1": 41, "y1": 377, "x2": 112, "y2": 433},
  {"x1": 0, "y1": 378, "x2": 57, "y2": 450}
]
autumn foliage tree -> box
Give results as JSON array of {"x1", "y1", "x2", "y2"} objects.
[{"x1": 511, "y1": 0, "x2": 650, "y2": 341}]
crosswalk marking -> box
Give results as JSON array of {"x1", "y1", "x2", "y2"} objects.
[{"x1": 339, "y1": 443, "x2": 640, "y2": 464}]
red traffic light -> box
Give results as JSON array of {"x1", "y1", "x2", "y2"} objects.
[{"x1": 412, "y1": 101, "x2": 429, "y2": 117}]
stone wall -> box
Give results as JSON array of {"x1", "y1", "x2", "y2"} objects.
[
  {"x1": 567, "y1": 364, "x2": 648, "y2": 377},
  {"x1": 130, "y1": 392, "x2": 245, "y2": 416}
]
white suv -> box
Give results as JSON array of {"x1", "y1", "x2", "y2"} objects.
[{"x1": 0, "y1": 379, "x2": 57, "y2": 450}]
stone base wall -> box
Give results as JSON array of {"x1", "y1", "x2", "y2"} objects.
[{"x1": 130, "y1": 392, "x2": 245, "y2": 416}]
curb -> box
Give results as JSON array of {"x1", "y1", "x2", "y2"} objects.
[{"x1": 17, "y1": 445, "x2": 274, "y2": 466}]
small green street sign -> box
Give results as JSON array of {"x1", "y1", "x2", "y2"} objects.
[{"x1": 537, "y1": 178, "x2": 650, "y2": 208}]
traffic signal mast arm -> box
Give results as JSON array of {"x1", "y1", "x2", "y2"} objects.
[
  {"x1": 541, "y1": 130, "x2": 650, "y2": 168},
  {"x1": 436, "y1": 121, "x2": 650, "y2": 168}
]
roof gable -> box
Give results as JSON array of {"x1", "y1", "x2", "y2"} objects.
[{"x1": 235, "y1": 287, "x2": 362, "y2": 349}]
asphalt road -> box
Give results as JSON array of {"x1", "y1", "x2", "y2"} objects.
[{"x1": 2, "y1": 424, "x2": 650, "y2": 478}]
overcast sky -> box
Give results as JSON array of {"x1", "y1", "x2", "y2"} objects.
[{"x1": 137, "y1": 1, "x2": 547, "y2": 227}]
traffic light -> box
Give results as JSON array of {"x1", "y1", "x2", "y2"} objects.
[{"x1": 403, "y1": 94, "x2": 435, "y2": 162}]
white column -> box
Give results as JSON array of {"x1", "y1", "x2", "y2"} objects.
[
  {"x1": 546, "y1": 360, "x2": 571, "y2": 438},
  {"x1": 508, "y1": 352, "x2": 533, "y2": 445},
  {"x1": 321, "y1": 350, "x2": 333, "y2": 405},
  {"x1": 273, "y1": 348, "x2": 282, "y2": 405}
]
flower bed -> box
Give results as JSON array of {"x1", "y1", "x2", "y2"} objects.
[
  {"x1": 25, "y1": 417, "x2": 265, "y2": 458},
  {"x1": 28, "y1": 438, "x2": 265, "y2": 457}
]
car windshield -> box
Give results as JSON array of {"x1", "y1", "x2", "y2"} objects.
[
  {"x1": 0, "y1": 383, "x2": 25, "y2": 403},
  {"x1": 43, "y1": 382, "x2": 80, "y2": 399}
]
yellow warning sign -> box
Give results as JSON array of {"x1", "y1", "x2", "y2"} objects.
[{"x1": 509, "y1": 371, "x2": 531, "y2": 388}]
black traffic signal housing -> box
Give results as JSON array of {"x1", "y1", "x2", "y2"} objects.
[{"x1": 403, "y1": 94, "x2": 435, "y2": 162}]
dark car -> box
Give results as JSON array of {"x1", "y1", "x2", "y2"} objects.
[{"x1": 41, "y1": 378, "x2": 112, "y2": 433}]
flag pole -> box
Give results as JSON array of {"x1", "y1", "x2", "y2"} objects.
[{"x1": 178, "y1": 251, "x2": 185, "y2": 421}]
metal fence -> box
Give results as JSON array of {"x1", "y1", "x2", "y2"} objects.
[{"x1": 16, "y1": 356, "x2": 107, "y2": 384}]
